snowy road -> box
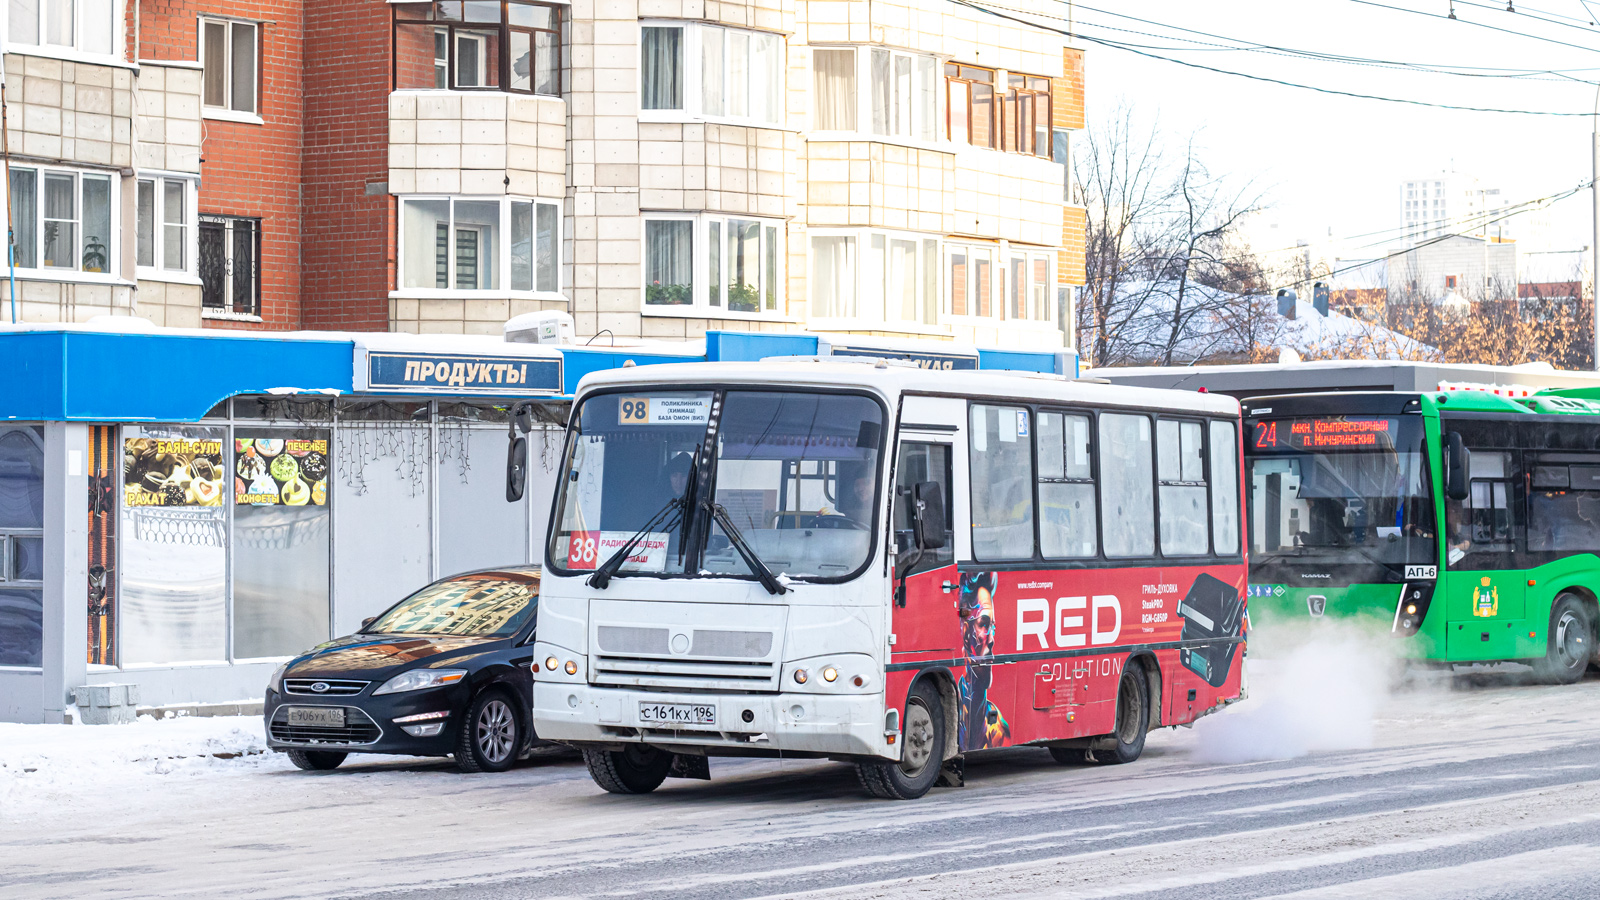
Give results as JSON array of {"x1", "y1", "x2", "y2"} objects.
[{"x1": 7, "y1": 657, "x2": 1600, "y2": 899}]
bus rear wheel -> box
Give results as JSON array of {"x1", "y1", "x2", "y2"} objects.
[
  {"x1": 1051, "y1": 665, "x2": 1150, "y2": 765},
  {"x1": 856, "y1": 679, "x2": 945, "y2": 800},
  {"x1": 583, "y1": 745, "x2": 674, "y2": 794},
  {"x1": 1533, "y1": 595, "x2": 1594, "y2": 686}
]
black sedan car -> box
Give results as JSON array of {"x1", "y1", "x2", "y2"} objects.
[{"x1": 264, "y1": 566, "x2": 541, "y2": 773}]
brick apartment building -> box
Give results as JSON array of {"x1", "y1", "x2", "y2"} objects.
[{"x1": 1, "y1": 0, "x2": 1086, "y2": 352}]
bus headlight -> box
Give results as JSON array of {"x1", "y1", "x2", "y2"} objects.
[
  {"x1": 794, "y1": 669, "x2": 809, "y2": 684},
  {"x1": 822, "y1": 666, "x2": 839, "y2": 683},
  {"x1": 1393, "y1": 584, "x2": 1435, "y2": 638}
]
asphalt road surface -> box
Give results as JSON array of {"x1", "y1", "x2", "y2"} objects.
[{"x1": 9, "y1": 661, "x2": 1600, "y2": 900}]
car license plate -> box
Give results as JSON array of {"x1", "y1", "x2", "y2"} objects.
[
  {"x1": 638, "y1": 702, "x2": 716, "y2": 727},
  {"x1": 287, "y1": 706, "x2": 345, "y2": 727}
]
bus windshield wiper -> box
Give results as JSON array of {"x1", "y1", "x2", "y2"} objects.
[
  {"x1": 709, "y1": 503, "x2": 788, "y2": 595},
  {"x1": 587, "y1": 446, "x2": 700, "y2": 590}
]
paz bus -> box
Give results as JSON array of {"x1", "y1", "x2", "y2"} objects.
[
  {"x1": 505, "y1": 359, "x2": 1247, "y2": 800},
  {"x1": 1243, "y1": 388, "x2": 1600, "y2": 681}
]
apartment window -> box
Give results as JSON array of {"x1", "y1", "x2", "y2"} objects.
[
  {"x1": 1007, "y1": 251, "x2": 1054, "y2": 321},
  {"x1": 1445, "y1": 275, "x2": 1459, "y2": 289},
  {"x1": 10, "y1": 0, "x2": 116, "y2": 55},
  {"x1": 7, "y1": 166, "x2": 114, "y2": 274},
  {"x1": 640, "y1": 22, "x2": 782, "y2": 126},
  {"x1": 1002, "y1": 73, "x2": 1051, "y2": 157},
  {"x1": 399, "y1": 196, "x2": 561, "y2": 293},
  {"x1": 199, "y1": 215, "x2": 261, "y2": 316},
  {"x1": 945, "y1": 64, "x2": 996, "y2": 149},
  {"x1": 393, "y1": 1, "x2": 562, "y2": 96},
  {"x1": 946, "y1": 243, "x2": 994, "y2": 317},
  {"x1": 809, "y1": 230, "x2": 938, "y2": 326},
  {"x1": 136, "y1": 177, "x2": 193, "y2": 273},
  {"x1": 810, "y1": 47, "x2": 936, "y2": 139},
  {"x1": 202, "y1": 19, "x2": 259, "y2": 117},
  {"x1": 645, "y1": 214, "x2": 784, "y2": 316}
]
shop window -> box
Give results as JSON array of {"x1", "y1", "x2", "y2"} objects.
[
  {"x1": 645, "y1": 214, "x2": 784, "y2": 316},
  {"x1": 398, "y1": 196, "x2": 560, "y2": 294},
  {"x1": 640, "y1": 21, "x2": 782, "y2": 126},
  {"x1": 233, "y1": 432, "x2": 331, "y2": 659},
  {"x1": 945, "y1": 63, "x2": 995, "y2": 149},
  {"x1": 202, "y1": 18, "x2": 259, "y2": 118},
  {"x1": 6, "y1": 166, "x2": 114, "y2": 275},
  {"x1": 136, "y1": 177, "x2": 193, "y2": 274},
  {"x1": 1099, "y1": 413, "x2": 1154, "y2": 558},
  {"x1": 10, "y1": 0, "x2": 116, "y2": 57},
  {"x1": 946, "y1": 243, "x2": 994, "y2": 317},
  {"x1": 970, "y1": 404, "x2": 1035, "y2": 561},
  {"x1": 0, "y1": 427, "x2": 45, "y2": 668},
  {"x1": 200, "y1": 215, "x2": 261, "y2": 316},
  {"x1": 393, "y1": 1, "x2": 562, "y2": 95},
  {"x1": 809, "y1": 230, "x2": 938, "y2": 326},
  {"x1": 1037, "y1": 412, "x2": 1096, "y2": 558},
  {"x1": 810, "y1": 46, "x2": 936, "y2": 139}
]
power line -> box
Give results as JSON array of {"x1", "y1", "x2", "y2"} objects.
[
  {"x1": 951, "y1": 0, "x2": 1600, "y2": 115},
  {"x1": 1453, "y1": 0, "x2": 1599, "y2": 33},
  {"x1": 1345, "y1": 0, "x2": 1600, "y2": 57}
]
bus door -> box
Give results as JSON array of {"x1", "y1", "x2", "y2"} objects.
[
  {"x1": 890, "y1": 397, "x2": 965, "y2": 658},
  {"x1": 1443, "y1": 441, "x2": 1525, "y2": 657}
]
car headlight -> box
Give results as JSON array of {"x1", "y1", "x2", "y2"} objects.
[
  {"x1": 373, "y1": 668, "x2": 467, "y2": 696},
  {"x1": 268, "y1": 661, "x2": 290, "y2": 694}
]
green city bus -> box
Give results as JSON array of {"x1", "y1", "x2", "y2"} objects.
[{"x1": 1242, "y1": 388, "x2": 1600, "y2": 682}]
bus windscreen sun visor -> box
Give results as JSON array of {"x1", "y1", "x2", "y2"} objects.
[{"x1": 1177, "y1": 573, "x2": 1245, "y2": 688}]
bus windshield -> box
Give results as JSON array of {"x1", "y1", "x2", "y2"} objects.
[
  {"x1": 1248, "y1": 416, "x2": 1435, "y2": 579},
  {"x1": 549, "y1": 388, "x2": 885, "y2": 582}
]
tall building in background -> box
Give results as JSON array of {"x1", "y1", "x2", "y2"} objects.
[
  {"x1": 1399, "y1": 171, "x2": 1507, "y2": 246},
  {"x1": 1, "y1": 0, "x2": 1086, "y2": 354}
]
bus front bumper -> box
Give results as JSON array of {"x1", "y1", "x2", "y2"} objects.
[{"x1": 533, "y1": 683, "x2": 893, "y2": 759}]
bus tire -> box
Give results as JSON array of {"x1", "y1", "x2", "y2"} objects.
[
  {"x1": 856, "y1": 679, "x2": 945, "y2": 800},
  {"x1": 582, "y1": 745, "x2": 673, "y2": 794},
  {"x1": 1083, "y1": 665, "x2": 1151, "y2": 765},
  {"x1": 1533, "y1": 594, "x2": 1594, "y2": 686}
]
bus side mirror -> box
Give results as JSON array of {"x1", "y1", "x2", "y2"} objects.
[
  {"x1": 361, "y1": 617, "x2": 376, "y2": 629},
  {"x1": 506, "y1": 435, "x2": 528, "y2": 502},
  {"x1": 1444, "y1": 432, "x2": 1470, "y2": 501},
  {"x1": 914, "y1": 481, "x2": 946, "y2": 550}
]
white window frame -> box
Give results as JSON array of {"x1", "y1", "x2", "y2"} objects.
[
  {"x1": 199, "y1": 16, "x2": 263, "y2": 124},
  {"x1": 809, "y1": 44, "x2": 940, "y2": 146},
  {"x1": 3, "y1": 163, "x2": 121, "y2": 282},
  {"x1": 392, "y1": 195, "x2": 564, "y2": 300},
  {"x1": 134, "y1": 173, "x2": 201, "y2": 284},
  {"x1": 637, "y1": 20, "x2": 785, "y2": 128},
  {"x1": 943, "y1": 241, "x2": 996, "y2": 320},
  {"x1": 806, "y1": 227, "x2": 944, "y2": 333},
  {"x1": 1005, "y1": 249, "x2": 1056, "y2": 324},
  {"x1": 5, "y1": 0, "x2": 124, "y2": 65},
  {"x1": 641, "y1": 212, "x2": 787, "y2": 319}
]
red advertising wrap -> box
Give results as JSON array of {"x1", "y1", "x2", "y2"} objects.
[{"x1": 887, "y1": 563, "x2": 1247, "y2": 751}]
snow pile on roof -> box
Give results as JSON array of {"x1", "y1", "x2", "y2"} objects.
[{"x1": 1276, "y1": 295, "x2": 1432, "y2": 360}]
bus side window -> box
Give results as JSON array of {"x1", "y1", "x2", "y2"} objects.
[
  {"x1": 1445, "y1": 449, "x2": 1521, "y2": 567},
  {"x1": 894, "y1": 442, "x2": 954, "y2": 575},
  {"x1": 1527, "y1": 459, "x2": 1600, "y2": 555},
  {"x1": 1099, "y1": 413, "x2": 1155, "y2": 558},
  {"x1": 1039, "y1": 411, "x2": 1097, "y2": 558},
  {"x1": 969, "y1": 404, "x2": 1036, "y2": 561},
  {"x1": 1209, "y1": 420, "x2": 1240, "y2": 555},
  {"x1": 1157, "y1": 419, "x2": 1209, "y2": 556}
]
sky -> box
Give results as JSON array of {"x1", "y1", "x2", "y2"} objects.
[{"x1": 1064, "y1": 0, "x2": 1599, "y2": 261}]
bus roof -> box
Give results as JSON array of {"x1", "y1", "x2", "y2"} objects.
[{"x1": 574, "y1": 358, "x2": 1240, "y2": 416}]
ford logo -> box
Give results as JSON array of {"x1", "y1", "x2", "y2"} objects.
[{"x1": 311, "y1": 682, "x2": 330, "y2": 693}]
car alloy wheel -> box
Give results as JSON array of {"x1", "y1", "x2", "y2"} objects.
[{"x1": 476, "y1": 697, "x2": 516, "y2": 765}]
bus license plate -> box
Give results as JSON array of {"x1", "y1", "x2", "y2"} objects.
[
  {"x1": 639, "y1": 702, "x2": 716, "y2": 727},
  {"x1": 287, "y1": 706, "x2": 345, "y2": 727}
]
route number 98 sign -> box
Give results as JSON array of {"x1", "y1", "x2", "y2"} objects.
[{"x1": 616, "y1": 396, "x2": 712, "y2": 426}]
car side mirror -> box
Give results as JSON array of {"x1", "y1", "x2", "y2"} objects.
[
  {"x1": 1444, "y1": 431, "x2": 1470, "y2": 501},
  {"x1": 913, "y1": 481, "x2": 946, "y2": 550},
  {"x1": 361, "y1": 616, "x2": 376, "y2": 629},
  {"x1": 506, "y1": 435, "x2": 528, "y2": 502}
]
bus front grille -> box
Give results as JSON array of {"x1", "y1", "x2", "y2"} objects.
[{"x1": 591, "y1": 654, "x2": 779, "y2": 692}]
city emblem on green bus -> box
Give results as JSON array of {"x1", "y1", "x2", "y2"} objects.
[{"x1": 1472, "y1": 576, "x2": 1499, "y2": 618}]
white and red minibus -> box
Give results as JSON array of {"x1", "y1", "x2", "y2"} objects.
[{"x1": 514, "y1": 359, "x2": 1246, "y2": 799}]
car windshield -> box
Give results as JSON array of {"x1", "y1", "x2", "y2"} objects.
[
  {"x1": 1248, "y1": 416, "x2": 1435, "y2": 574},
  {"x1": 549, "y1": 388, "x2": 885, "y2": 581},
  {"x1": 365, "y1": 571, "x2": 538, "y2": 636}
]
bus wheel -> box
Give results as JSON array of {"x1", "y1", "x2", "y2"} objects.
[
  {"x1": 1533, "y1": 595, "x2": 1594, "y2": 686},
  {"x1": 856, "y1": 679, "x2": 945, "y2": 800},
  {"x1": 583, "y1": 745, "x2": 673, "y2": 794},
  {"x1": 1061, "y1": 666, "x2": 1150, "y2": 766}
]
